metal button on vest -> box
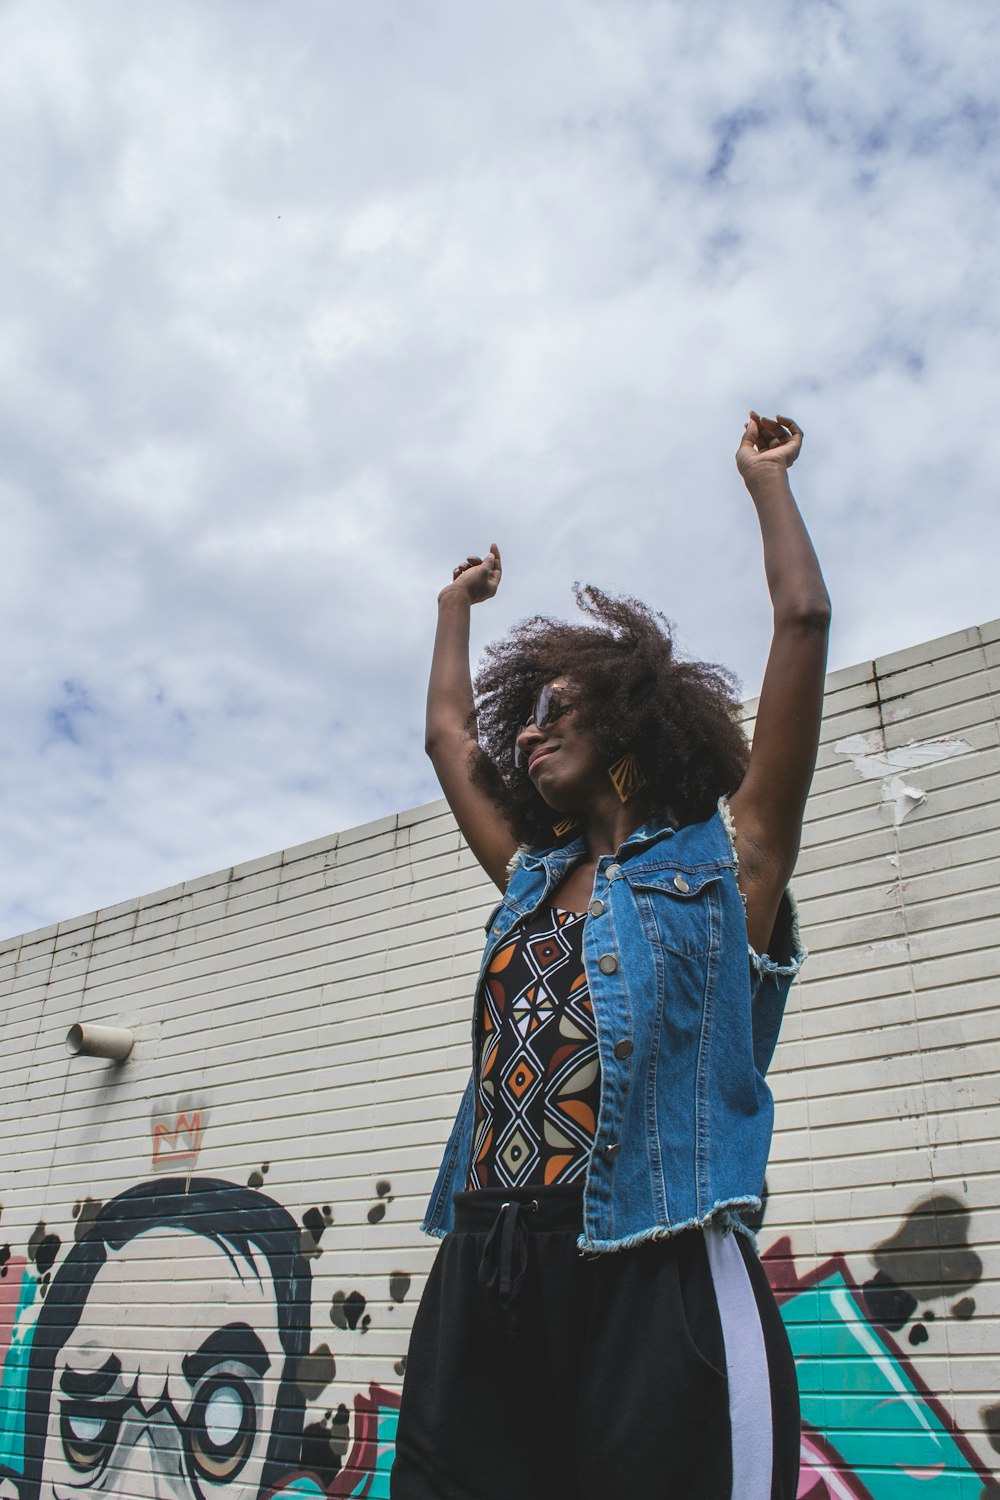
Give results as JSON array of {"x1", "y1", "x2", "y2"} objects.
[
  {"x1": 606, "y1": 863, "x2": 621, "y2": 879},
  {"x1": 598, "y1": 953, "x2": 618, "y2": 975},
  {"x1": 589, "y1": 898, "x2": 605, "y2": 918},
  {"x1": 673, "y1": 872, "x2": 691, "y2": 893},
  {"x1": 614, "y1": 1039, "x2": 633, "y2": 1060},
  {"x1": 604, "y1": 1142, "x2": 621, "y2": 1162}
]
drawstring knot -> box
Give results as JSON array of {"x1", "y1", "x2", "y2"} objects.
[{"x1": 478, "y1": 1199, "x2": 539, "y2": 1310}]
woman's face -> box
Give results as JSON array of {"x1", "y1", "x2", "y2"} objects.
[{"x1": 514, "y1": 677, "x2": 607, "y2": 813}]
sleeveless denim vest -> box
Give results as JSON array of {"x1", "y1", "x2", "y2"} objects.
[{"x1": 421, "y1": 801, "x2": 805, "y2": 1254}]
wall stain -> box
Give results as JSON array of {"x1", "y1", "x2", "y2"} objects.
[
  {"x1": 300, "y1": 1204, "x2": 334, "y2": 1260},
  {"x1": 861, "y1": 1269, "x2": 917, "y2": 1332},
  {"x1": 367, "y1": 1179, "x2": 393, "y2": 1224},
  {"x1": 330, "y1": 1289, "x2": 370, "y2": 1332},
  {"x1": 862, "y1": 1195, "x2": 985, "y2": 1348},
  {"x1": 871, "y1": 1194, "x2": 982, "y2": 1303},
  {"x1": 982, "y1": 1402, "x2": 1000, "y2": 1457},
  {"x1": 26, "y1": 1221, "x2": 61, "y2": 1295},
  {"x1": 299, "y1": 1403, "x2": 351, "y2": 1485},
  {"x1": 389, "y1": 1271, "x2": 411, "y2": 1304},
  {"x1": 71, "y1": 1197, "x2": 103, "y2": 1242},
  {"x1": 296, "y1": 1342, "x2": 337, "y2": 1400}
]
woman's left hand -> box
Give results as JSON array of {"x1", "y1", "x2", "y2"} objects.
[{"x1": 736, "y1": 412, "x2": 802, "y2": 482}]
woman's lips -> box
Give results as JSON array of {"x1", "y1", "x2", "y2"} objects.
[{"x1": 528, "y1": 746, "x2": 556, "y2": 772}]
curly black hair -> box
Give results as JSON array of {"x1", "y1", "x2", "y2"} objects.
[{"x1": 471, "y1": 585, "x2": 749, "y2": 848}]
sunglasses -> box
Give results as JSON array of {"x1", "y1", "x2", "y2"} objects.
[{"x1": 513, "y1": 683, "x2": 573, "y2": 770}]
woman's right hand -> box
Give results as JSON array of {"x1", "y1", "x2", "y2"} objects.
[{"x1": 439, "y1": 543, "x2": 502, "y2": 605}]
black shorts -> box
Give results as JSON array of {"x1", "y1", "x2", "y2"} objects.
[{"x1": 391, "y1": 1184, "x2": 799, "y2": 1500}]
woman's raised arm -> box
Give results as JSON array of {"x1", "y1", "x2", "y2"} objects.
[
  {"x1": 425, "y1": 544, "x2": 518, "y2": 891},
  {"x1": 726, "y1": 414, "x2": 832, "y2": 954}
]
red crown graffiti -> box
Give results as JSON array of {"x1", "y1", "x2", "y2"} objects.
[{"x1": 151, "y1": 1109, "x2": 204, "y2": 1167}]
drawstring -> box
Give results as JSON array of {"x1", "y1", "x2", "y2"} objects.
[{"x1": 477, "y1": 1199, "x2": 539, "y2": 1310}]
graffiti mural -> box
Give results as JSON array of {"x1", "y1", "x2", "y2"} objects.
[
  {"x1": 4, "y1": 1171, "x2": 1000, "y2": 1498},
  {"x1": 759, "y1": 1191, "x2": 1000, "y2": 1499},
  {"x1": 0, "y1": 1181, "x2": 400, "y2": 1500}
]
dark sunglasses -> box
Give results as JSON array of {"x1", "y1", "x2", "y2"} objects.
[{"x1": 513, "y1": 683, "x2": 573, "y2": 770}]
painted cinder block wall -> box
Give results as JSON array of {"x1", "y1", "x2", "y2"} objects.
[{"x1": 2, "y1": 617, "x2": 1000, "y2": 1499}]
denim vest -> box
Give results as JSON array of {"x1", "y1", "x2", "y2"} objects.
[{"x1": 421, "y1": 802, "x2": 805, "y2": 1254}]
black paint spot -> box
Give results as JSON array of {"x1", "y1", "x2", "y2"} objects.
[
  {"x1": 953, "y1": 1297, "x2": 976, "y2": 1320},
  {"x1": 330, "y1": 1405, "x2": 350, "y2": 1458},
  {"x1": 873, "y1": 1194, "x2": 982, "y2": 1303},
  {"x1": 394, "y1": 1355, "x2": 407, "y2": 1377},
  {"x1": 923, "y1": 1308, "x2": 937, "y2": 1320},
  {"x1": 981, "y1": 1401, "x2": 1000, "y2": 1456},
  {"x1": 908, "y1": 1322, "x2": 929, "y2": 1346},
  {"x1": 27, "y1": 1224, "x2": 61, "y2": 1278},
  {"x1": 72, "y1": 1198, "x2": 102, "y2": 1243},
  {"x1": 300, "y1": 1411, "x2": 344, "y2": 1485},
  {"x1": 296, "y1": 1343, "x2": 337, "y2": 1400},
  {"x1": 389, "y1": 1271, "x2": 411, "y2": 1303},
  {"x1": 300, "y1": 1205, "x2": 335, "y2": 1259},
  {"x1": 861, "y1": 1271, "x2": 917, "y2": 1332},
  {"x1": 367, "y1": 1180, "x2": 394, "y2": 1224},
  {"x1": 248, "y1": 1162, "x2": 270, "y2": 1189},
  {"x1": 329, "y1": 1290, "x2": 367, "y2": 1331},
  {"x1": 0, "y1": 1245, "x2": 9, "y2": 1278}
]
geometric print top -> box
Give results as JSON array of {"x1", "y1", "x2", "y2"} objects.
[{"x1": 467, "y1": 906, "x2": 601, "y2": 1190}]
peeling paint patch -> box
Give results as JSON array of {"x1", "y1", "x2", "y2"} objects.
[{"x1": 834, "y1": 733, "x2": 971, "y2": 824}]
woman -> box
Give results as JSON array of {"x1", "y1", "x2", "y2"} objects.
[{"x1": 391, "y1": 413, "x2": 830, "y2": 1500}]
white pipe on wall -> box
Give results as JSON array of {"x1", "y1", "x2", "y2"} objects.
[{"x1": 65, "y1": 1023, "x2": 135, "y2": 1061}]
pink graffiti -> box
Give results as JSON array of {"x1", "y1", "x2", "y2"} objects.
[
  {"x1": 797, "y1": 1428, "x2": 872, "y2": 1499},
  {"x1": 0, "y1": 1256, "x2": 27, "y2": 1374},
  {"x1": 327, "y1": 1383, "x2": 400, "y2": 1498}
]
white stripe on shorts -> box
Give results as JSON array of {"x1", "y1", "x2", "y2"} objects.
[{"x1": 704, "y1": 1226, "x2": 773, "y2": 1500}]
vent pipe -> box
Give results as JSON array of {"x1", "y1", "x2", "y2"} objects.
[{"x1": 66, "y1": 1024, "x2": 135, "y2": 1061}]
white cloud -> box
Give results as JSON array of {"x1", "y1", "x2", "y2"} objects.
[{"x1": 0, "y1": 0, "x2": 998, "y2": 934}]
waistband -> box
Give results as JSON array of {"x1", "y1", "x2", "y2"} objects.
[
  {"x1": 452, "y1": 1182, "x2": 584, "y2": 1235},
  {"x1": 452, "y1": 1185, "x2": 584, "y2": 1311}
]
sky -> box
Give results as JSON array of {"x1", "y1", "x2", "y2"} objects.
[{"x1": 0, "y1": 0, "x2": 997, "y2": 939}]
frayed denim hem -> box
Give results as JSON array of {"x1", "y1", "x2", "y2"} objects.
[
  {"x1": 576, "y1": 1195, "x2": 762, "y2": 1257},
  {"x1": 420, "y1": 1221, "x2": 448, "y2": 1239},
  {"x1": 749, "y1": 943, "x2": 807, "y2": 978}
]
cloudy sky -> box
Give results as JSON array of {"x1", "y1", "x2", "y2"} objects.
[{"x1": 0, "y1": 0, "x2": 997, "y2": 938}]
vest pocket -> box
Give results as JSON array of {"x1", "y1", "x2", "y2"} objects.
[{"x1": 630, "y1": 868, "x2": 723, "y2": 956}]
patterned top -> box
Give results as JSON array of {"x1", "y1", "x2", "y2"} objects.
[{"x1": 468, "y1": 906, "x2": 601, "y2": 1190}]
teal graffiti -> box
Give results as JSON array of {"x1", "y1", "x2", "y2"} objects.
[
  {"x1": 767, "y1": 1238, "x2": 993, "y2": 1497},
  {"x1": 0, "y1": 1266, "x2": 38, "y2": 1475}
]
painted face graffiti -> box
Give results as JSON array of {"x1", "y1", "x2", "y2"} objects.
[
  {"x1": 39, "y1": 1231, "x2": 283, "y2": 1500},
  {"x1": 22, "y1": 1181, "x2": 311, "y2": 1500}
]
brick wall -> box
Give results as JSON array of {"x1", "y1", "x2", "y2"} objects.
[{"x1": 2, "y1": 618, "x2": 999, "y2": 1497}]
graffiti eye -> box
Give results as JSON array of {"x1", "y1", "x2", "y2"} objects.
[
  {"x1": 187, "y1": 1376, "x2": 256, "y2": 1484},
  {"x1": 60, "y1": 1402, "x2": 121, "y2": 1472}
]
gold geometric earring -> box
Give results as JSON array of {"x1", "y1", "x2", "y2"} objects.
[
  {"x1": 552, "y1": 816, "x2": 578, "y2": 838},
  {"x1": 608, "y1": 752, "x2": 647, "y2": 805}
]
